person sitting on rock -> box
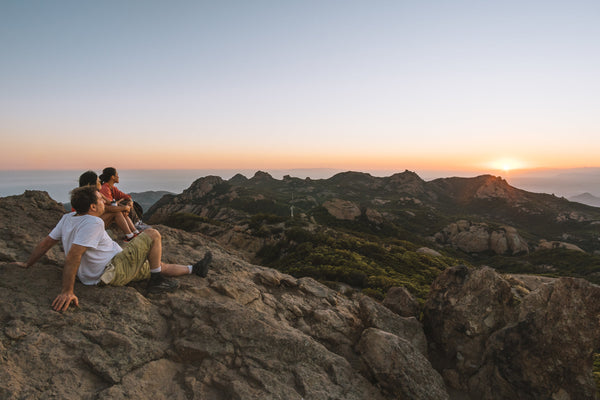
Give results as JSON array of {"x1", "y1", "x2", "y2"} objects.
[
  {"x1": 97, "y1": 167, "x2": 140, "y2": 241},
  {"x1": 16, "y1": 185, "x2": 213, "y2": 312},
  {"x1": 79, "y1": 170, "x2": 140, "y2": 241}
]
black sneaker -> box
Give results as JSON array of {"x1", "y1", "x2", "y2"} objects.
[
  {"x1": 192, "y1": 251, "x2": 213, "y2": 278},
  {"x1": 147, "y1": 273, "x2": 180, "y2": 294}
]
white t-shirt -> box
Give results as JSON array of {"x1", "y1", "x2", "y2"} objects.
[{"x1": 49, "y1": 212, "x2": 122, "y2": 285}]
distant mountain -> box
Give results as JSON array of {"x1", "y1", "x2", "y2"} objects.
[
  {"x1": 146, "y1": 170, "x2": 600, "y2": 299},
  {"x1": 569, "y1": 192, "x2": 600, "y2": 208},
  {"x1": 129, "y1": 190, "x2": 174, "y2": 215}
]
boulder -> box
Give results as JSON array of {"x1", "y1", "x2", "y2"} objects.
[
  {"x1": 383, "y1": 286, "x2": 421, "y2": 318},
  {"x1": 436, "y1": 220, "x2": 529, "y2": 255},
  {"x1": 537, "y1": 239, "x2": 585, "y2": 253},
  {"x1": 322, "y1": 199, "x2": 361, "y2": 220},
  {"x1": 423, "y1": 265, "x2": 600, "y2": 399}
]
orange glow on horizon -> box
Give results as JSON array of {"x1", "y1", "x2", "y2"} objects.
[{"x1": 2, "y1": 141, "x2": 599, "y2": 173}]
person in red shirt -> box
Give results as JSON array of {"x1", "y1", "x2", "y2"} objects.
[
  {"x1": 98, "y1": 167, "x2": 139, "y2": 241},
  {"x1": 79, "y1": 170, "x2": 138, "y2": 241}
]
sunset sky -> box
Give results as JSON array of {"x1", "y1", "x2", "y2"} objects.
[{"x1": 1, "y1": 1, "x2": 599, "y2": 175}]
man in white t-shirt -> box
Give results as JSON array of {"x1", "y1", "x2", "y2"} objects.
[{"x1": 16, "y1": 186, "x2": 213, "y2": 312}]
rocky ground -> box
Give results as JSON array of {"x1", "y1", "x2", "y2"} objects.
[{"x1": 1, "y1": 191, "x2": 599, "y2": 399}]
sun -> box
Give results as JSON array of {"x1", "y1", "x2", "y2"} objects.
[{"x1": 489, "y1": 158, "x2": 525, "y2": 173}]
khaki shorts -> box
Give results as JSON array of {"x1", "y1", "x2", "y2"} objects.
[{"x1": 99, "y1": 233, "x2": 153, "y2": 286}]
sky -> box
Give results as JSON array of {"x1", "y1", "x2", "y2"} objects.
[{"x1": 1, "y1": 0, "x2": 599, "y2": 175}]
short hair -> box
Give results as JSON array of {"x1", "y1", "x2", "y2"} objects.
[
  {"x1": 99, "y1": 167, "x2": 117, "y2": 184},
  {"x1": 78, "y1": 170, "x2": 98, "y2": 187},
  {"x1": 71, "y1": 186, "x2": 99, "y2": 214}
]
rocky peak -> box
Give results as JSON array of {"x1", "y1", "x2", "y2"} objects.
[
  {"x1": 473, "y1": 175, "x2": 517, "y2": 200},
  {"x1": 328, "y1": 171, "x2": 376, "y2": 186},
  {"x1": 181, "y1": 176, "x2": 225, "y2": 200},
  {"x1": 385, "y1": 170, "x2": 426, "y2": 195},
  {"x1": 250, "y1": 171, "x2": 275, "y2": 181},
  {"x1": 227, "y1": 173, "x2": 248, "y2": 184}
]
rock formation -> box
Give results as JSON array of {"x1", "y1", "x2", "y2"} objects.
[
  {"x1": 322, "y1": 198, "x2": 361, "y2": 220},
  {"x1": 2, "y1": 191, "x2": 599, "y2": 400},
  {"x1": 0, "y1": 191, "x2": 447, "y2": 400},
  {"x1": 435, "y1": 220, "x2": 529, "y2": 255},
  {"x1": 423, "y1": 265, "x2": 600, "y2": 399}
]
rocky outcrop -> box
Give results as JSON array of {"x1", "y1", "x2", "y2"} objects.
[
  {"x1": 537, "y1": 239, "x2": 585, "y2": 252},
  {"x1": 435, "y1": 220, "x2": 529, "y2": 255},
  {"x1": 423, "y1": 265, "x2": 600, "y2": 399},
  {"x1": 0, "y1": 191, "x2": 66, "y2": 264},
  {"x1": 322, "y1": 198, "x2": 361, "y2": 220},
  {"x1": 3, "y1": 191, "x2": 599, "y2": 400},
  {"x1": 383, "y1": 286, "x2": 420, "y2": 318},
  {"x1": 0, "y1": 191, "x2": 447, "y2": 400}
]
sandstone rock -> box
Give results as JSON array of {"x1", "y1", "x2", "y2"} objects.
[
  {"x1": 537, "y1": 239, "x2": 585, "y2": 253},
  {"x1": 0, "y1": 191, "x2": 441, "y2": 400},
  {"x1": 383, "y1": 286, "x2": 421, "y2": 318},
  {"x1": 365, "y1": 208, "x2": 384, "y2": 224},
  {"x1": 358, "y1": 328, "x2": 448, "y2": 400},
  {"x1": 436, "y1": 220, "x2": 529, "y2": 255},
  {"x1": 322, "y1": 198, "x2": 361, "y2": 220},
  {"x1": 423, "y1": 265, "x2": 600, "y2": 399},
  {"x1": 417, "y1": 247, "x2": 442, "y2": 257},
  {"x1": 3, "y1": 191, "x2": 599, "y2": 400}
]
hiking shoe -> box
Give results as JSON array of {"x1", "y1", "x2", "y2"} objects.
[
  {"x1": 135, "y1": 221, "x2": 151, "y2": 231},
  {"x1": 147, "y1": 273, "x2": 180, "y2": 294},
  {"x1": 192, "y1": 251, "x2": 213, "y2": 278}
]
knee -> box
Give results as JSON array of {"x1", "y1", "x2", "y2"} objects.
[{"x1": 145, "y1": 228, "x2": 161, "y2": 241}]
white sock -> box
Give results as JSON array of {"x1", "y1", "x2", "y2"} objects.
[
  {"x1": 133, "y1": 229, "x2": 140, "y2": 234},
  {"x1": 186, "y1": 265, "x2": 193, "y2": 274},
  {"x1": 126, "y1": 233, "x2": 134, "y2": 239},
  {"x1": 150, "y1": 266, "x2": 162, "y2": 274}
]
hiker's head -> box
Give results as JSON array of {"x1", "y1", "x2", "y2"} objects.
[
  {"x1": 78, "y1": 170, "x2": 100, "y2": 189},
  {"x1": 99, "y1": 167, "x2": 118, "y2": 184},
  {"x1": 71, "y1": 186, "x2": 103, "y2": 215}
]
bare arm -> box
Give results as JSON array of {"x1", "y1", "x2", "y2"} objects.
[
  {"x1": 51, "y1": 244, "x2": 87, "y2": 312},
  {"x1": 104, "y1": 203, "x2": 131, "y2": 213},
  {"x1": 14, "y1": 236, "x2": 59, "y2": 268}
]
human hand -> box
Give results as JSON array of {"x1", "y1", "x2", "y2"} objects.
[{"x1": 52, "y1": 292, "x2": 79, "y2": 312}]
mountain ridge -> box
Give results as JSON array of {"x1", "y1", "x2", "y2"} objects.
[{"x1": 145, "y1": 170, "x2": 600, "y2": 294}]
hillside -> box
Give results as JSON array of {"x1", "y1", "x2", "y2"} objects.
[
  {"x1": 570, "y1": 192, "x2": 600, "y2": 208},
  {"x1": 2, "y1": 191, "x2": 600, "y2": 399},
  {"x1": 145, "y1": 171, "x2": 600, "y2": 300}
]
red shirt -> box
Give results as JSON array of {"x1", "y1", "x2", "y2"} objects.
[{"x1": 100, "y1": 183, "x2": 132, "y2": 203}]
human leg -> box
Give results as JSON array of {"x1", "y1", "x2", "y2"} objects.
[
  {"x1": 124, "y1": 214, "x2": 138, "y2": 234},
  {"x1": 143, "y1": 228, "x2": 190, "y2": 276},
  {"x1": 110, "y1": 211, "x2": 133, "y2": 235}
]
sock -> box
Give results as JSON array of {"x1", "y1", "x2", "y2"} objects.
[
  {"x1": 133, "y1": 229, "x2": 140, "y2": 234},
  {"x1": 186, "y1": 265, "x2": 193, "y2": 274},
  {"x1": 126, "y1": 233, "x2": 134, "y2": 239},
  {"x1": 150, "y1": 265, "x2": 162, "y2": 274}
]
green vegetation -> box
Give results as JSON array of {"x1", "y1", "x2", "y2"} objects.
[
  {"x1": 258, "y1": 226, "x2": 461, "y2": 301},
  {"x1": 486, "y1": 248, "x2": 600, "y2": 285}
]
